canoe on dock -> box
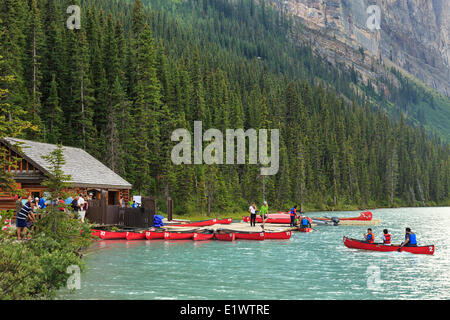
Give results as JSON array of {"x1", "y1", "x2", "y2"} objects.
[
  {"x1": 170, "y1": 219, "x2": 217, "y2": 227},
  {"x1": 99, "y1": 230, "x2": 127, "y2": 240},
  {"x1": 164, "y1": 232, "x2": 194, "y2": 240},
  {"x1": 343, "y1": 236, "x2": 435, "y2": 255},
  {"x1": 193, "y1": 232, "x2": 214, "y2": 241},
  {"x1": 235, "y1": 232, "x2": 265, "y2": 241},
  {"x1": 242, "y1": 213, "x2": 291, "y2": 224},
  {"x1": 264, "y1": 231, "x2": 292, "y2": 239},
  {"x1": 145, "y1": 231, "x2": 165, "y2": 239},
  {"x1": 126, "y1": 231, "x2": 146, "y2": 240},
  {"x1": 91, "y1": 229, "x2": 102, "y2": 237},
  {"x1": 215, "y1": 218, "x2": 233, "y2": 224},
  {"x1": 214, "y1": 233, "x2": 235, "y2": 241}
]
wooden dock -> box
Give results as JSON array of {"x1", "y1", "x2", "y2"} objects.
[
  {"x1": 338, "y1": 219, "x2": 382, "y2": 226},
  {"x1": 163, "y1": 222, "x2": 296, "y2": 233}
]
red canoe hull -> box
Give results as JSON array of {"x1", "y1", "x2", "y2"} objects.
[
  {"x1": 216, "y1": 218, "x2": 233, "y2": 224},
  {"x1": 145, "y1": 231, "x2": 165, "y2": 240},
  {"x1": 242, "y1": 214, "x2": 291, "y2": 224},
  {"x1": 235, "y1": 232, "x2": 265, "y2": 240},
  {"x1": 91, "y1": 229, "x2": 102, "y2": 237},
  {"x1": 264, "y1": 231, "x2": 292, "y2": 239},
  {"x1": 340, "y1": 211, "x2": 372, "y2": 221},
  {"x1": 164, "y1": 232, "x2": 194, "y2": 240},
  {"x1": 171, "y1": 219, "x2": 217, "y2": 227},
  {"x1": 298, "y1": 228, "x2": 313, "y2": 233},
  {"x1": 193, "y1": 233, "x2": 214, "y2": 241},
  {"x1": 316, "y1": 211, "x2": 373, "y2": 221},
  {"x1": 126, "y1": 232, "x2": 146, "y2": 240},
  {"x1": 343, "y1": 236, "x2": 434, "y2": 255},
  {"x1": 99, "y1": 230, "x2": 127, "y2": 240},
  {"x1": 214, "y1": 233, "x2": 235, "y2": 241},
  {"x1": 80, "y1": 229, "x2": 101, "y2": 238}
]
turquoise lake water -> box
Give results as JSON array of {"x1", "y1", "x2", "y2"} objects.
[{"x1": 57, "y1": 207, "x2": 450, "y2": 300}]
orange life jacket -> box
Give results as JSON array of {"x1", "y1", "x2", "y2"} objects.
[{"x1": 383, "y1": 233, "x2": 391, "y2": 244}]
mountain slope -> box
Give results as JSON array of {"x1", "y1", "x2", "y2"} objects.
[{"x1": 267, "y1": 0, "x2": 450, "y2": 141}]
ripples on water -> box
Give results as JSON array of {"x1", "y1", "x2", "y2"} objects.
[{"x1": 57, "y1": 207, "x2": 450, "y2": 300}]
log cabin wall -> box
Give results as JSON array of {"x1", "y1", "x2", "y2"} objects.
[{"x1": 1, "y1": 138, "x2": 133, "y2": 222}]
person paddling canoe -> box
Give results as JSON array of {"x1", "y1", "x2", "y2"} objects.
[
  {"x1": 299, "y1": 215, "x2": 311, "y2": 229},
  {"x1": 381, "y1": 229, "x2": 392, "y2": 245},
  {"x1": 363, "y1": 228, "x2": 375, "y2": 244},
  {"x1": 399, "y1": 227, "x2": 417, "y2": 250},
  {"x1": 289, "y1": 205, "x2": 298, "y2": 227}
]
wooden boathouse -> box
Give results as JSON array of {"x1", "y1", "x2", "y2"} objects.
[{"x1": 0, "y1": 137, "x2": 156, "y2": 227}]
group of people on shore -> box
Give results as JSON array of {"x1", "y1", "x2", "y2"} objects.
[
  {"x1": 247, "y1": 202, "x2": 311, "y2": 229},
  {"x1": 363, "y1": 227, "x2": 418, "y2": 249},
  {"x1": 69, "y1": 194, "x2": 91, "y2": 223},
  {"x1": 119, "y1": 196, "x2": 139, "y2": 208},
  {"x1": 248, "y1": 201, "x2": 268, "y2": 226},
  {"x1": 14, "y1": 193, "x2": 91, "y2": 240}
]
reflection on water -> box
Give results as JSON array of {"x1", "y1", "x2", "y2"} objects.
[{"x1": 58, "y1": 207, "x2": 450, "y2": 300}]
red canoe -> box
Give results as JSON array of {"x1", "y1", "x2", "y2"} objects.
[
  {"x1": 242, "y1": 213, "x2": 291, "y2": 224},
  {"x1": 145, "y1": 231, "x2": 165, "y2": 240},
  {"x1": 171, "y1": 219, "x2": 217, "y2": 227},
  {"x1": 214, "y1": 233, "x2": 235, "y2": 241},
  {"x1": 99, "y1": 230, "x2": 127, "y2": 240},
  {"x1": 126, "y1": 232, "x2": 146, "y2": 240},
  {"x1": 315, "y1": 211, "x2": 373, "y2": 221},
  {"x1": 235, "y1": 232, "x2": 265, "y2": 240},
  {"x1": 299, "y1": 227, "x2": 313, "y2": 233},
  {"x1": 216, "y1": 218, "x2": 233, "y2": 224},
  {"x1": 193, "y1": 233, "x2": 214, "y2": 241},
  {"x1": 80, "y1": 229, "x2": 102, "y2": 237},
  {"x1": 164, "y1": 232, "x2": 194, "y2": 240},
  {"x1": 343, "y1": 236, "x2": 435, "y2": 255},
  {"x1": 264, "y1": 231, "x2": 292, "y2": 240},
  {"x1": 340, "y1": 211, "x2": 372, "y2": 221}
]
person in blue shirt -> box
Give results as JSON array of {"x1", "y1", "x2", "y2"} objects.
[
  {"x1": 400, "y1": 227, "x2": 417, "y2": 248},
  {"x1": 299, "y1": 216, "x2": 311, "y2": 229},
  {"x1": 289, "y1": 205, "x2": 298, "y2": 227},
  {"x1": 38, "y1": 195, "x2": 47, "y2": 209}
]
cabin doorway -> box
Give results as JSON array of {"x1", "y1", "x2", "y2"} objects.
[{"x1": 108, "y1": 191, "x2": 119, "y2": 205}]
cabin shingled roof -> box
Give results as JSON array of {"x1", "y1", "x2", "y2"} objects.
[{"x1": 2, "y1": 137, "x2": 132, "y2": 189}]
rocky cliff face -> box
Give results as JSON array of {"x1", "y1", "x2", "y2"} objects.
[{"x1": 270, "y1": 0, "x2": 449, "y2": 96}]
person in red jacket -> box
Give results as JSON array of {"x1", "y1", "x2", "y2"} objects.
[
  {"x1": 289, "y1": 205, "x2": 298, "y2": 227},
  {"x1": 381, "y1": 229, "x2": 391, "y2": 245}
]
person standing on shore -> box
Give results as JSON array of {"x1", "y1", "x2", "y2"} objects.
[
  {"x1": 289, "y1": 205, "x2": 298, "y2": 227},
  {"x1": 15, "y1": 195, "x2": 23, "y2": 215},
  {"x1": 260, "y1": 201, "x2": 268, "y2": 223},
  {"x1": 78, "y1": 194, "x2": 86, "y2": 223},
  {"x1": 71, "y1": 195, "x2": 80, "y2": 218},
  {"x1": 16, "y1": 199, "x2": 36, "y2": 240},
  {"x1": 248, "y1": 202, "x2": 257, "y2": 227}
]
